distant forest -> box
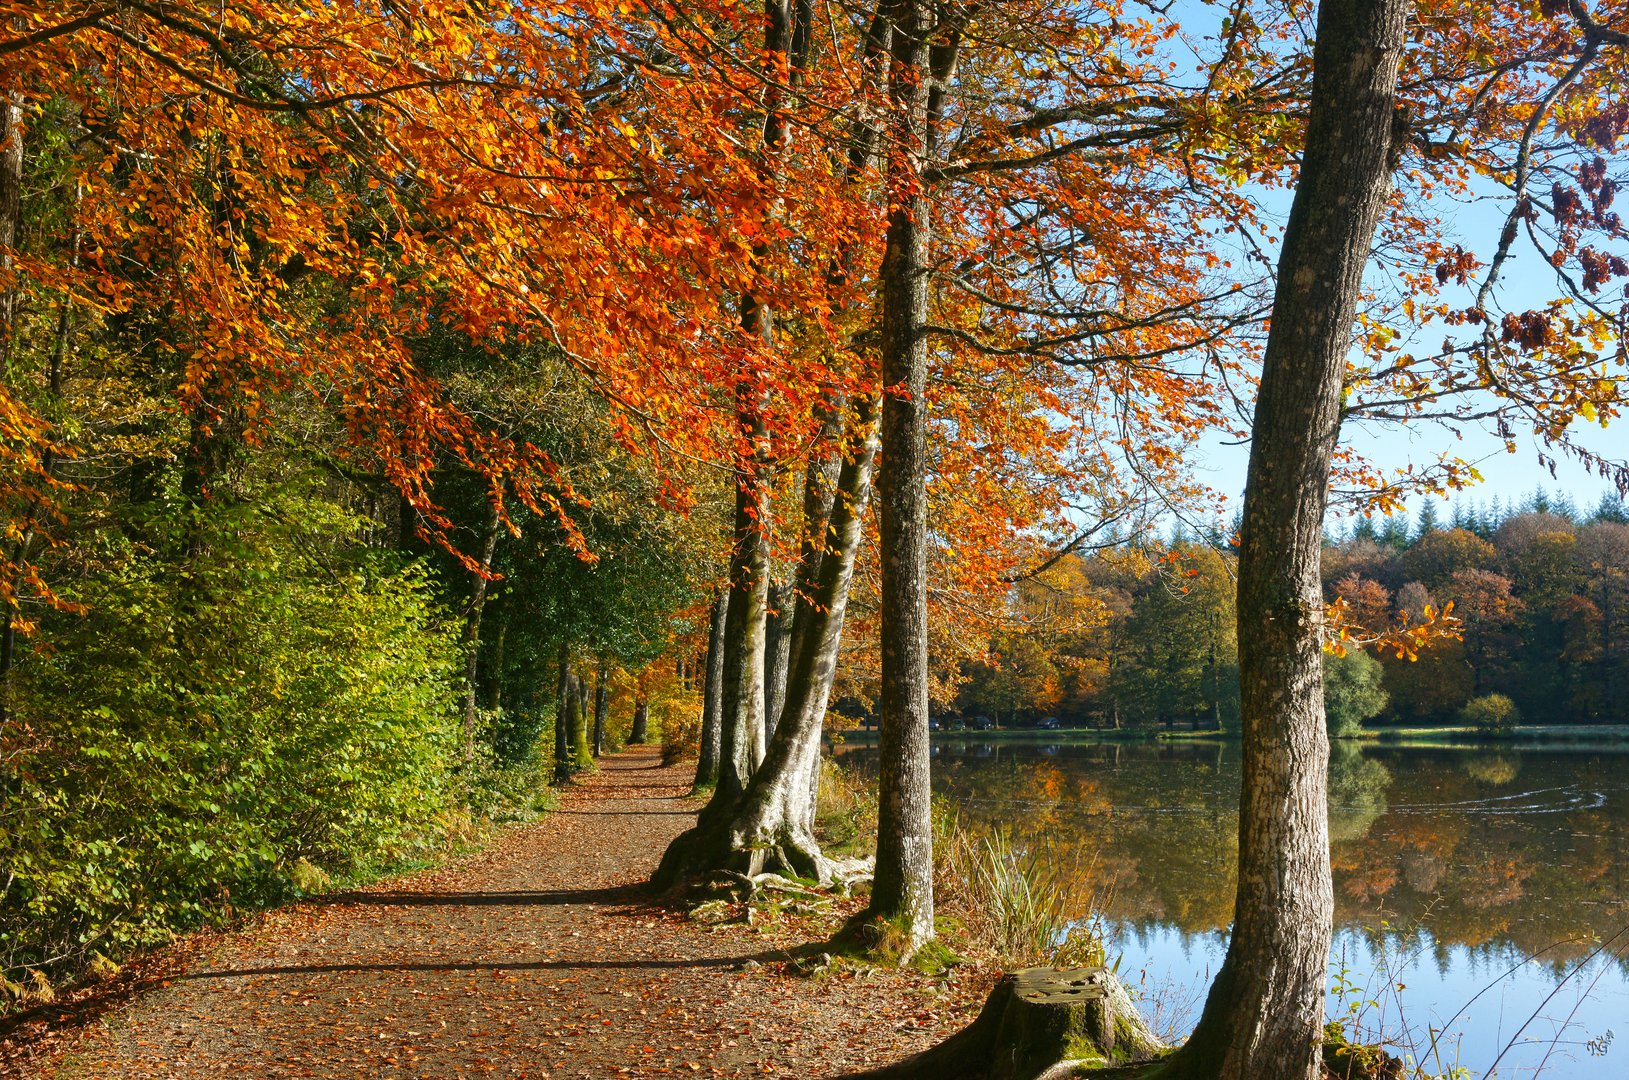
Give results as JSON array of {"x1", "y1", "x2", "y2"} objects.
[{"x1": 951, "y1": 490, "x2": 1629, "y2": 730}]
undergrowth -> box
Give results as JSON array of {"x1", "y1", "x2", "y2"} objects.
[
  {"x1": 812, "y1": 758, "x2": 1111, "y2": 970},
  {"x1": 935, "y1": 804, "x2": 1110, "y2": 969},
  {"x1": 813, "y1": 757, "x2": 878, "y2": 858}
]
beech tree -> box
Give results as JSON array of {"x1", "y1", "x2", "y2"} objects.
[{"x1": 1158, "y1": 0, "x2": 1410, "y2": 1074}]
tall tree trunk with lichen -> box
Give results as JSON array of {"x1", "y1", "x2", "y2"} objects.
[
  {"x1": 1158, "y1": 1, "x2": 1407, "y2": 1076},
  {"x1": 568, "y1": 673, "x2": 592, "y2": 769},
  {"x1": 711, "y1": 0, "x2": 814, "y2": 807},
  {"x1": 695, "y1": 589, "x2": 727, "y2": 788},
  {"x1": 763, "y1": 578, "x2": 793, "y2": 743},
  {"x1": 654, "y1": 395, "x2": 879, "y2": 887},
  {"x1": 717, "y1": 437, "x2": 770, "y2": 792},
  {"x1": 864, "y1": 0, "x2": 939, "y2": 953},
  {"x1": 655, "y1": 1, "x2": 890, "y2": 890}
]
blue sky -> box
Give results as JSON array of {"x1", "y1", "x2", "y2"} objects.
[
  {"x1": 1192, "y1": 420, "x2": 1624, "y2": 526},
  {"x1": 1185, "y1": 166, "x2": 1627, "y2": 525}
]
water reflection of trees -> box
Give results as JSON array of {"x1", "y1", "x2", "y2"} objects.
[{"x1": 833, "y1": 742, "x2": 1629, "y2": 970}]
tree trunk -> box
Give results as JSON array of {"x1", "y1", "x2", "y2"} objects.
[
  {"x1": 592, "y1": 663, "x2": 608, "y2": 757},
  {"x1": 717, "y1": 0, "x2": 814, "y2": 804},
  {"x1": 0, "y1": 93, "x2": 22, "y2": 377},
  {"x1": 569, "y1": 673, "x2": 593, "y2": 769},
  {"x1": 655, "y1": 0, "x2": 889, "y2": 894},
  {"x1": 763, "y1": 577, "x2": 793, "y2": 742},
  {"x1": 696, "y1": 588, "x2": 727, "y2": 787},
  {"x1": 866, "y1": 0, "x2": 937, "y2": 952},
  {"x1": 630, "y1": 699, "x2": 650, "y2": 744},
  {"x1": 553, "y1": 645, "x2": 572, "y2": 783},
  {"x1": 654, "y1": 395, "x2": 880, "y2": 889},
  {"x1": 463, "y1": 500, "x2": 502, "y2": 757},
  {"x1": 1161, "y1": 3, "x2": 1407, "y2": 1078},
  {"x1": 788, "y1": 397, "x2": 844, "y2": 656},
  {"x1": 718, "y1": 464, "x2": 770, "y2": 790}
]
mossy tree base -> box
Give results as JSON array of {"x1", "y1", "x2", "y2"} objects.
[
  {"x1": 827, "y1": 911, "x2": 961, "y2": 972},
  {"x1": 839, "y1": 967, "x2": 1166, "y2": 1080}
]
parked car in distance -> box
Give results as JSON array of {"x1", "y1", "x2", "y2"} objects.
[
  {"x1": 1038, "y1": 717, "x2": 1062, "y2": 730},
  {"x1": 949, "y1": 718, "x2": 967, "y2": 732},
  {"x1": 971, "y1": 715, "x2": 994, "y2": 731}
]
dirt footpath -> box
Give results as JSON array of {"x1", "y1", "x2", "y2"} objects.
[{"x1": 14, "y1": 747, "x2": 978, "y2": 1079}]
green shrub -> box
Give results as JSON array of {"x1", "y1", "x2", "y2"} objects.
[
  {"x1": 0, "y1": 491, "x2": 462, "y2": 990},
  {"x1": 1323, "y1": 649, "x2": 1388, "y2": 739},
  {"x1": 489, "y1": 705, "x2": 552, "y2": 766},
  {"x1": 1460, "y1": 692, "x2": 1520, "y2": 735}
]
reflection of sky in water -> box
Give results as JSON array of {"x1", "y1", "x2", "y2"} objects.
[
  {"x1": 836, "y1": 739, "x2": 1629, "y2": 1079},
  {"x1": 1109, "y1": 923, "x2": 1628, "y2": 1079}
]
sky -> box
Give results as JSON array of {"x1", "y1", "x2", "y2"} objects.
[
  {"x1": 1191, "y1": 419, "x2": 1625, "y2": 530},
  {"x1": 1179, "y1": 152, "x2": 1628, "y2": 528}
]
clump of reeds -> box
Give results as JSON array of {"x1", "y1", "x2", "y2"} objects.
[{"x1": 937, "y1": 812, "x2": 1109, "y2": 968}]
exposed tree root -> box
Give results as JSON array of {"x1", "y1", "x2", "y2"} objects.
[{"x1": 652, "y1": 810, "x2": 873, "y2": 898}]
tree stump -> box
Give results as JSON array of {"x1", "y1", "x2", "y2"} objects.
[{"x1": 839, "y1": 966, "x2": 1165, "y2": 1080}]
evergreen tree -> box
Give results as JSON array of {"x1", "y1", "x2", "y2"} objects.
[
  {"x1": 1593, "y1": 493, "x2": 1629, "y2": 525},
  {"x1": 1378, "y1": 513, "x2": 1410, "y2": 552},
  {"x1": 1414, "y1": 499, "x2": 1442, "y2": 541}
]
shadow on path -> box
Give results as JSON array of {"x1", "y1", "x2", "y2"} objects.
[
  {"x1": 318, "y1": 885, "x2": 645, "y2": 907},
  {"x1": 176, "y1": 951, "x2": 788, "y2": 982},
  {"x1": 552, "y1": 808, "x2": 697, "y2": 817}
]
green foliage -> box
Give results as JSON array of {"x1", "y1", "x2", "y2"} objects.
[
  {"x1": 1324, "y1": 650, "x2": 1389, "y2": 738},
  {"x1": 1459, "y1": 693, "x2": 1520, "y2": 735},
  {"x1": 0, "y1": 489, "x2": 464, "y2": 985},
  {"x1": 1108, "y1": 546, "x2": 1239, "y2": 730},
  {"x1": 489, "y1": 706, "x2": 553, "y2": 767}
]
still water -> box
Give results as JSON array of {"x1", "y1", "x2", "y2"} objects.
[{"x1": 833, "y1": 738, "x2": 1629, "y2": 1079}]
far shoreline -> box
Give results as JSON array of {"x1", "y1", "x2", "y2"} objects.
[{"x1": 831, "y1": 724, "x2": 1629, "y2": 748}]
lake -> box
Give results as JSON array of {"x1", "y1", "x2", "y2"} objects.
[{"x1": 831, "y1": 737, "x2": 1629, "y2": 1080}]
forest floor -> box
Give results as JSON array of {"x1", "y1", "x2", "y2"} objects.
[{"x1": 1, "y1": 747, "x2": 990, "y2": 1079}]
